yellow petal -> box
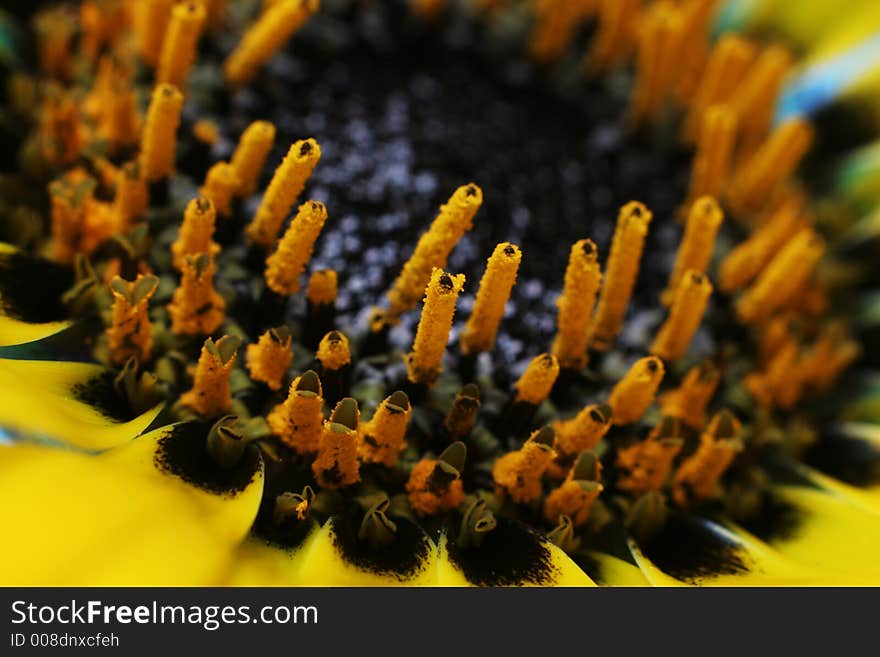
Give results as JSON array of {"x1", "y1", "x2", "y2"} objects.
[
  {"x1": 579, "y1": 550, "x2": 650, "y2": 586},
  {"x1": 0, "y1": 422, "x2": 263, "y2": 585},
  {"x1": 726, "y1": 485, "x2": 880, "y2": 585},
  {"x1": 436, "y1": 518, "x2": 597, "y2": 587},
  {"x1": 225, "y1": 525, "x2": 321, "y2": 586},
  {"x1": 293, "y1": 515, "x2": 439, "y2": 586},
  {"x1": 0, "y1": 244, "x2": 72, "y2": 347},
  {"x1": 101, "y1": 421, "x2": 265, "y2": 545},
  {"x1": 0, "y1": 358, "x2": 162, "y2": 450},
  {"x1": 627, "y1": 513, "x2": 811, "y2": 586}
]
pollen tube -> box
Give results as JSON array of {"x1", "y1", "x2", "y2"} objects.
[
  {"x1": 172, "y1": 196, "x2": 219, "y2": 270},
  {"x1": 405, "y1": 268, "x2": 466, "y2": 386},
  {"x1": 230, "y1": 120, "x2": 276, "y2": 198},
  {"x1": 736, "y1": 228, "x2": 824, "y2": 324},
  {"x1": 180, "y1": 335, "x2": 240, "y2": 418},
  {"x1": 685, "y1": 107, "x2": 737, "y2": 209},
  {"x1": 386, "y1": 184, "x2": 481, "y2": 323},
  {"x1": 652, "y1": 271, "x2": 713, "y2": 362},
  {"x1": 664, "y1": 197, "x2": 723, "y2": 305},
  {"x1": 139, "y1": 83, "x2": 183, "y2": 182},
  {"x1": 246, "y1": 327, "x2": 293, "y2": 391},
  {"x1": 199, "y1": 161, "x2": 240, "y2": 217},
  {"x1": 461, "y1": 242, "x2": 521, "y2": 356},
  {"x1": 718, "y1": 195, "x2": 805, "y2": 293},
  {"x1": 359, "y1": 391, "x2": 412, "y2": 468},
  {"x1": 246, "y1": 139, "x2": 321, "y2": 247},
  {"x1": 729, "y1": 118, "x2": 814, "y2": 216},
  {"x1": 156, "y1": 1, "x2": 206, "y2": 89},
  {"x1": 268, "y1": 370, "x2": 324, "y2": 454},
  {"x1": 551, "y1": 239, "x2": 602, "y2": 370},
  {"x1": 609, "y1": 356, "x2": 665, "y2": 425},
  {"x1": 591, "y1": 201, "x2": 653, "y2": 350},
  {"x1": 312, "y1": 398, "x2": 361, "y2": 490},
  {"x1": 224, "y1": 0, "x2": 320, "y2": 86}
]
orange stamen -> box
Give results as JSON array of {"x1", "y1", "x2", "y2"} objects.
[
  {"x1": 461, "y1": 242, "x2": 521, "y2": 356},
  {"x1": 157, "y1": 1, "x2": 206, "y2": 89},
  {"x1": 224, "y1": 0, "x2": 320, "y2": 86},
  {"x1": 167, "y1": 253, "x2": 226, "y2": 335},
  {"x1": 386, "y1": 184, "x2": 482, "y2": 323},
  {"x1": 514, "y1": 353, "x2": 561, "y2": 406},
  {"x1": 230, "y1": 120, "x2": 276, "y2": 198},
  {"x1": 199, "y1": 161, "x2": 240, "y2": 217},
  {"x1": 617, "y1": 417, "x2": 684, "y2": 494},
  {"x1": 111, "y1": 161, "x2": 148, "y2": 234},
  {"x1": 316, "y1": 330, "x2": 351, "y2": 372},
  {"x1": 682, "y1": 34, "x2": 755, "y2": 141},
  {"x1": 264, "y1": 200, "x2": 328, "y2": 295},
  {"x1": 685, "y1": 107, "x2": 737, "y2": 210},
  {"x1": 729, "y1": 118, "x2": 813, "y2": 216},
  {"x1": 172, "y1": 196, "x2": 220, "y2": 270},
  {"x1": 543, "y1": 452, "x2": 603, "y2": 527},
  {"x1": 246, "y1": 327, "x2": 293, "y2": 391},
  {"x1": 268, "y1": 370, "x2": 324, "y2": 454},
  {"x1": 359, "y1": 391, "x2": 412, "y2": 467},
  {"x1": 312, "y1": 398, "x2": 361, "y2": 490},
  {"x1": 608, "y1": 356, "x2": 665, "y2": 425},
  {"x1": 659, "y1": 361, "x2": 719, "y2": 428},
  {"x1": 673, "y1": 410, "x2": 743, "y2": 505},
  {"x1": 246, "y1": 139, "x2": 321, "y2": 247},
  {"x1": 405, "y1": 268, "x2": 466, "y2": 386},
  {"x1": 591, "y1": 201, "x2": 653, "y2": 350},
  {"x1": 586, "y1": 0, "x2": 640, "y2": 73},
  {"x1": 493, "y1": 426, "x2": 557, "y2": 503},
  {"x1": 180, "y1": 335, "x2": 240, "y2": 418},
  {"x1": 306, "y1": 269, "x2": 338, "y2": 307},
  {"x1": 552, "y1": 239, "x2": 602, "y2": 370},
  {"x1": 107, "y1": 274, "x2": 159, "y2": 365},
  {"x1": 139, "y1": 84, "x2": 184, "y2": 182},
  {"x1": 651, "y1": 270, "x2": 713, "y2": 362},
  {"x1": 552, "y1": 402, "x2": 612, "y2": 457},
  {"x1": 718, "y1": 195, "x2": 805, "y2": 293},
  {"x1": 133, "y1": 0, "x2": 174, "y2": 68},
  {"x1": 736, "y1": 228, "x2": 824, "y2": 325}
]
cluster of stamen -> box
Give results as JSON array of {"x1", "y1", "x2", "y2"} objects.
[{"x1": 18, "y1": 0, "x2": 861, "y2": 555}]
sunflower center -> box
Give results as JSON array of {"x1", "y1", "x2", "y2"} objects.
[{"x1": 217, "y1": 6, "x2": 690, "y2": 364}]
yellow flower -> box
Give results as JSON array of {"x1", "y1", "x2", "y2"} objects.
[{"x1": 2, "y1": 0, "x2": 880, "y2": 587}]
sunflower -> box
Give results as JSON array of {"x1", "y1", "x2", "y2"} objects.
[{"x1": 1, "y1": 0, "x2": 880, "y2": 587}]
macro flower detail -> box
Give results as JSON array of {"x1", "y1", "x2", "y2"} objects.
[{"x1": 1, "y1": 0, "x2": 880, "y2": 588}]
